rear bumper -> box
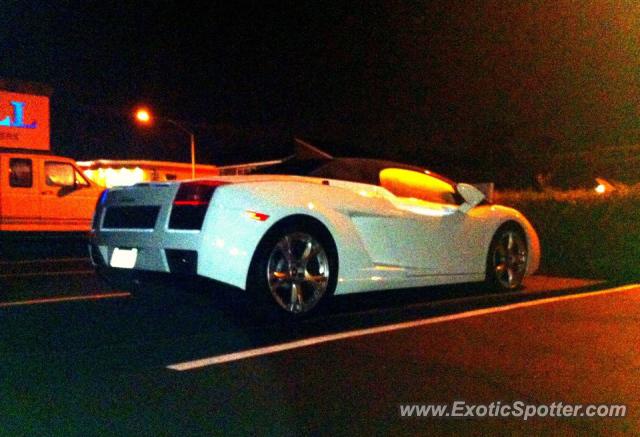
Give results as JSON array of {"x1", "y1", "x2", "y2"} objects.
[
  {"x1": 89, "y1": 228, "x2": 202, "y2": 273},
  {"x1": 90, "y1": 242, "x2": 198, "y2": 276}
]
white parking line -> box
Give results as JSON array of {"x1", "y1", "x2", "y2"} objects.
[
  {"x1": 167, "y1": 283, "x2": 640, "y2": 371},
  {"x1": 0, "y1": 292, "x2": 131, "y2": 307},
  {"x1": 0, "y1": 257, "x2": 89, "y2": 265},
  {"x1": 0, "y1": 270, "x2": 94, "y2": 278}
]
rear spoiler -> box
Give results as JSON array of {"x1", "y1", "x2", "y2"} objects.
[
  {"x1": 217, "y1": 159, "x2": 285, "y2": 175},
  {"x1": 217, "y1": 137, "x2": 334, "y2": 175}
]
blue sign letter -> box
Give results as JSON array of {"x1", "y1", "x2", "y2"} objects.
[
  {"x1": 0, "y1": 100, "x2": 37, "y2": 129},
  {"x1": 10, "y1": 101, "x2": 37, "y2": 129}
]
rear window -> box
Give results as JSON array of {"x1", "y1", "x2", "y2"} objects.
[{"x1": 9, "y1": 158, "x2": 32, "y2": 188}]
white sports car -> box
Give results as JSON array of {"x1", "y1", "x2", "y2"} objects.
[{"x1": 90, "y1": 157, "x2": 540, "y2": 317}]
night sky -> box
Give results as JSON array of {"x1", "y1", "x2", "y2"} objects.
[{"x1": 2, "y1": 1, "x2": 640, "y2": 185}]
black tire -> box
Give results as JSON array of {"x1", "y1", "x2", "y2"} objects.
[
  {"x1": 246, "y1": 221, "x2": 338, "y2": 320},
  {"x1": 485, "y1": 224, "x2": 528, "y2": 291}
]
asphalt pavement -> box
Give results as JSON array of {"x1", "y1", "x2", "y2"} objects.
[{"x1": 0, "y1": 253, "x2": 638, "y2": 435}]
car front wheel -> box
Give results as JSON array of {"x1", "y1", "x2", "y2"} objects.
[{"x1": 486, "y1": 225, "x2": 528, "y2": 291}]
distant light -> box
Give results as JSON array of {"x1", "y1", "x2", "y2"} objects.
[
  {"x1": 135, "y1": 108, "x2": 151, "y2": 123},
  {"x1": 595, "y1": 177, "x2": 615, "y2": 195},
  {"x1": 88, "y1": 166, "x2": 146, "y2": 187}
]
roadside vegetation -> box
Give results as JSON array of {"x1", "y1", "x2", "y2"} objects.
[{"x1": 496, "y1": 187, "x2": 640, "y2": 281}]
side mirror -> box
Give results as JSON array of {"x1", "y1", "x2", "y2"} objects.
[{"x1": 457, "y1": 183, "x2": 485, "y2": 213}]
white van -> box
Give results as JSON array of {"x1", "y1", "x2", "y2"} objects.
[{"x1": 0, "y1": 148, "x2": 103, "y2": 231}]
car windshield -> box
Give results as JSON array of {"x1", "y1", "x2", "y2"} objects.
[{"x1": 379, "y1": 168, "x2": 458, "y2": 205}]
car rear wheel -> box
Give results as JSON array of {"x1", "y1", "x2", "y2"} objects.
[
  {"x1": 248, "y1": 222, "x2": 338, "y2": 319},
  {"x1": 486, "y1": 225, "x2": 528, "y2": 291}
]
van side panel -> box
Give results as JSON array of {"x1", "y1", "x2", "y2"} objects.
[
  {"x1": 0, "y1": 153, "x2": 41, "y2": 231},
  {"x1": 0, "y1": 152, "x2": 102, "y2": 231}
]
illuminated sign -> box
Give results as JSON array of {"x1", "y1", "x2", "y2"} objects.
[{"x1": 0, "y1": 90, "x2": 50, "y2": 151}]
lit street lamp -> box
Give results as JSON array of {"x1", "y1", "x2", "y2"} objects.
[{"x1": 134, "y1": 108, "x2": 197, "y2": 179}]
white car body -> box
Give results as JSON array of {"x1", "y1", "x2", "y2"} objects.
[{"x1": 90, "y1": 164, "x2": 540, "y2": 297}]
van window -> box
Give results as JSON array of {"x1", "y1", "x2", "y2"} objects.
[
  {"x1": 9, "y1": 158, "x2": 33, "y2": 188},
  {"x1": 74, "y1": 168, "x2": 90, "y2": 187},
  {"x1": 45, "y1": 162, "x2": 75, "y2": 187}
]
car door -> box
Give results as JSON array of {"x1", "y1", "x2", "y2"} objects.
[
  {"x1": 375, "y1": 168, "x2": 488, "y2": 275},
  {"x1": 39, "y1": 159, "x2": 101, "y2": 231}
]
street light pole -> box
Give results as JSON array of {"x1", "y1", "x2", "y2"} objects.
[
  {"x1": 190, "y1": 131, "x2": 195, "y2": 179},
  {"x1": 165, "y1": 118, "x2": 196, "y2": 179},
  {"x1": 137, "y1": 108, "x2": 197, "y2": 179}
]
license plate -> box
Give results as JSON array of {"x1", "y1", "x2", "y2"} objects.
[{"x1": 110, "y1": 248, "x2": 138, "y2": 269}]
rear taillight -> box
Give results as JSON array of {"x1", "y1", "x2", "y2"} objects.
[
  {"x1": 92, "y1": 189, "x2": 109, "y2": 229},
  {"x1": 169, "y1": 180, "x2": 228, "y2": 230}
]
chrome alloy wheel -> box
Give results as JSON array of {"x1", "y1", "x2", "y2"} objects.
[
  {"x1": 491, "y1": 230, "x2": 528, "y2": 289},
  {"x1": 266, "y1": 232, "x2": 330, "y2": 314}
]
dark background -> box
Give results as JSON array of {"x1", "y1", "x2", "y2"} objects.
[{"x1": 2, "y1": 1, "x2": 640, "y2": 186}]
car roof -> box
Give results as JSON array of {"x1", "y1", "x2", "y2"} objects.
[{"x1": 253, "y1": 157, "x2": 456, "y2": 186}]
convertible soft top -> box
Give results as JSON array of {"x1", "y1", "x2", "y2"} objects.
[{"x1": 254, "y1": 157, "x2": 456, "y2": 187}]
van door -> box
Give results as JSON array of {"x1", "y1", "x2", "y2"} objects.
[
  {"x1": 39, "y1": 159, "x2": 100, "y2": 231},
  {"x1": 0, "y1": 154, "x2": 41, "y2": 231}
]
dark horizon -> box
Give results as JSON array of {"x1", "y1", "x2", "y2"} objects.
[{"x1": 2, "y1": 1, "x2": 640, "y2": 186}]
